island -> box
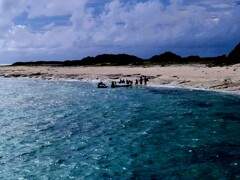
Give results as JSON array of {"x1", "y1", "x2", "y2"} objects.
[{"x1": 0, "y1": 42, "x2": 239, "y2": 94}]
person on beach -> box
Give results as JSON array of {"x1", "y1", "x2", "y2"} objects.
[
  {"x1": 111, "y1": 81, "x2": 115, "y2": 88},
  {"x1": 144, "y1": 76, "x2": 148, "y2": 85},
  {"x1": 135, "y1": 79, "x2": 138, "y2": 85},
  {"x1": 140, "y1": 77, "x2": 143, "y2": 85}
]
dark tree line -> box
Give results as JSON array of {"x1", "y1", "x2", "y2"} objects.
[{"x1": 12, "y1": 42, "x2": 240, "y2": 66}]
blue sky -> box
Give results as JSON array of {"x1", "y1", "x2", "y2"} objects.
[{"x1": 0, "y1": 0, "x2": 240, "y2": 63}]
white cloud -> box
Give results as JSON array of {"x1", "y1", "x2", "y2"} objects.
[
  {"x1": 0, "y1": 0, "x2": 240, "y2": 63},
  {"x1": 26, "y1": 0, "x2": 87, "y2": 18}
]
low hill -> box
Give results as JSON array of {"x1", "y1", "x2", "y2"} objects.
[
  {"x1": 78, "y1": 54, "x2": 142, "y2": 66},
  {"x1": 147, "y1": 52, "x2": 182, "y2": 65},
  {"x1": 228, "y1": 43, "x2": 240, "y2": 63},
  {"x1": 11, "y1": 42, "x2": 240, "y2": 66}
]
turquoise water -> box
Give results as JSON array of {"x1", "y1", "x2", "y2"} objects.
[{"x1": 0, "y1": 77, "x2": 240, "y2": 179}]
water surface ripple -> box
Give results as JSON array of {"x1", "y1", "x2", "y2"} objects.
[{"x1": 0, "y1": 78, "x2": 240, "y2": 179}]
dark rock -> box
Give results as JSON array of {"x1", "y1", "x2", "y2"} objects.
[
  {"x1": 30, "y1": 72, "x2": 45, "y2": 76},
  {"x1": 57, "y1": 159, "x2": 65, "y2": 164},
  {"x1": 11, "y1": 74, "x2": 21, "y2": 77}
]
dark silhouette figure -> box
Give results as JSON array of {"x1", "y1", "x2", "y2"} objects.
[
  {"x1": 144, "y1": 76, "x2": 148, "y2": 85},
  {"x1": 111, "y1": 81, "x2": 115, "y2": 88},
  {"x1": 135, "y1": 79, "x2": 138, "y2": 85},
  {"x1": 139, "y1": 77, "x2": 143, "y2": 85}
]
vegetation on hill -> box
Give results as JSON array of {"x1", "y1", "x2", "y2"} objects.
[
  {"x1": 12, "y1": 42, "x2": 240, "y2": 66},
  {"x1": 228, "y1": 43, "x2": 240, "y2": 63}
]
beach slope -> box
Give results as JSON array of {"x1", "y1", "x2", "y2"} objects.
[{"x1": 0, "y1": 64, "x2": 240, "y2": 94}]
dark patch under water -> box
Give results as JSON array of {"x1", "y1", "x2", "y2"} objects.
[{"x1": 0, "y1": 77, "x2": 240, "y2": 179}]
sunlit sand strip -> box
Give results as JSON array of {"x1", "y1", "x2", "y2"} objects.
[{"x1": 0, "y1": 64, "x2": 239, "y2": 95}]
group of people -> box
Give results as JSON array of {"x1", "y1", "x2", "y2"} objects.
[
  {"x1": 135, "y1": 76, "x2": 148, "y2": 85},
  {"x1": 118, "y1": 79, "x2": 134, "y2": 85},
  {"x1": 98, "y1": 76, "x2": 149, "y2": 88},
  {"x1": 111, "y1": 80, "x2": 132, "y2": 88},
  {"x1": 111, "y1": 76, "x2": 148, "y2": 88}
]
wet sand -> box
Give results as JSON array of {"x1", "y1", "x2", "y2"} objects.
[{"x1": 0, "y1": 64, "x2": 240, "y2": 94}]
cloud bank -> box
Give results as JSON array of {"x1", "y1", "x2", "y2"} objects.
[{"x1": 0, "y1": 0, "x2": 240, "y2": 63}]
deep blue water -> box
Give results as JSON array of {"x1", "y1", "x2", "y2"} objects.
[{"x1": 0, "y1": 77, "x2": 240, "y2": 179}]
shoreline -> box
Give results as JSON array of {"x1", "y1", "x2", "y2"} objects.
[
  {"x1": 147, "y1": 83, "x2": 240, "y2": 96},
  {"x1": 1, "y1": 75, "x2": 239, "y2": 97},
  {"x1": 0, "y1": 64, "x2": 240, "y2": 95}
]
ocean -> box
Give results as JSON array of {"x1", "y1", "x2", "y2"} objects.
[{"x1": 0, "y1": 77, "x2": 240, "y2": 179}]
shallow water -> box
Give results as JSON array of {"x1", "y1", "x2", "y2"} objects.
[{"x1": 0, "y1": 77, "x2": 240, "y2": 179}]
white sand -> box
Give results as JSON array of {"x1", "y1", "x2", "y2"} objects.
[{"x1": 0, "y1": 64, "x2": 240, "y2": 94}]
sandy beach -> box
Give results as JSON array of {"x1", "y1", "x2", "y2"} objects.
[{"x1": 0, "y1": 64, "x2": 240, "y2": 94}]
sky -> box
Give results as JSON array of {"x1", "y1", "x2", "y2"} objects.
[{"x1": 0, "y1": 0, "x2": 240, "y2": 63}]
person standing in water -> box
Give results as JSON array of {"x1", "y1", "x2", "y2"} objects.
[
  {"x1": 111, "y1": 81, "x2": 115, "y2": 88},
  {"x1": 144, "y1": 76, "x2": 148, "y2": 85},
  {"x1": 139, "y1": 77, "x2": 143, "y2": 85},
  {"x1": 135, "y1": 79, "x2": 138, "y2": 85}
]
